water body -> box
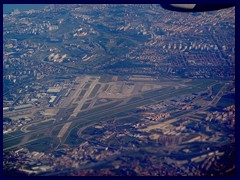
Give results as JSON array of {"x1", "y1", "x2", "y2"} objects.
[{"x1": 3, "y1": 4, "x2": 48, "y2": 14}]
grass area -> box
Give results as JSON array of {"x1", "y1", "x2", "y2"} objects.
[
  {"x1": 145, "y1": 87, "x2": 196, "y2": 102},
  {"x1": 27, "y1": 120, "x2": 55, "y2": 131},
  {"x1": 79, "y1": 89, "x2": 87, "y2": 97},
  {"x1": 98, "y1": 111, "x2": 132, "y2": 121},
  {"x1": 82, "y1": 126, "x2": 105, "y2": 136},
  {"x1": 51, "y1": 125, "x2": 64, "y2": 136},
  {"x1": 99, "y1": 75, "x2": 113, "y2": 83},
  {"x1": 115, "y1": 116, "x2": 140, "y2": 124},
  {"x1": 77, "y1": 101, "x2": 121, "y2": 117},
  {"x1": 65, "y1": 126, "x2": 85, "y2": 146},
  {"x1": 192, "y1": 80, "x2": 216, "y2": 92},
  {"x1": 24, "y1": 137, "x2": 60, "y2": 152},
  {"x1": 212, "y1": 83, "x2": 224, "y2": 96},
  {"x1": 90, "y1": 77, "x2": 97, "y2": 80},
  {"x1": 118, "y1": 135, "x2": 139, "y2": 145},
  {"x1": 89, "y1": 101, "x2": 146, "y2": 120},
  {"x1": 3, "y1": 134, "x2": 12, "y2": 139},
  {"x1": 186, "y1": 79, "x2": 216, "y2": 86},
  {"x1": 3, "y1": 137, "x2": 23, "y2": 149},
  {"x1": 85, "y1": 99, "x2": 92, "y2": 103},
  {"x1": 6, "y1": 130, "x2": 24, "y2": 136},
  {"x1": 62, "y1": 113, "x2": 71, "y2": 121},
  {"x1": 113, "y1": 100, "x2": 154, "y2": 114},
  {"x1": 142, "y1": 87, "x2": 171, "y2": 99},
  {"x1": 217, "y1": 94, "x2": 235, "y2": 108},
  {"x1": 102, "y1": 84, "x2": 109, "y2": 92},
  {"x1": 128, "y1": 96, "x2": 143, "y2": 103},
  {"x1": 60, "y1": 121, "x2": 87, "y2": 145},
  {"x1": 84, "y1": 83, "x2": 91, "y2": 89},
  {"x1": 177, "y1": 87, "x2": 200, "y2": 94},
  {"x1": 81, "y1": 102, "x2": 91, "y2": 110},
  {"x1": 88, "y1": 84, "x2": 101, "y2": 98},
  {"x1": 57, "y1": 107, "x2": 76, "y2": 121},
  {"x1": 29, "y1": 131, "x2": 46, "y2": 140},
  {"x1": 94, "y1": 98, "x2": 113, "y2": 106}
]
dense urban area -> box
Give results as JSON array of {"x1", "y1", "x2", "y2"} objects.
[{"x1": 3, "y1": 4, "x2": 235, "y2": 176}]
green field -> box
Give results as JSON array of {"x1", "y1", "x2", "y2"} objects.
[
  {"x1": 142, "y1": 87, "x2": 196, "y2": 102},
  {"x1": 128, "y1": 96, "x2": 143, "y2": 103},
  {"x1": 76, "y1": 101, "x2": 121, "y2": 118},
  {"x1": 6, "y1": 129, "x2": 24, "y2": 136},
  {"x1": 51, "y1": 125, "x2": 64, "y2": 136},
  {"x1": 27, "y1": 120, "x2": 55, "y2": 131},
  {"x1": 61, "y1": 107, "x2": 76, "y2": 121},
  {"x1": 79, "y1": 89, "x2": 87, "y2": 97},
  {"x1": 88, "y1": 84, "x2": 101, "y2": 98},
  {"x1": 4, "y1": 137, "x2": 23, "y2": 150},
  {"x1": 3, "y1": 134, "x2": 12, "y2": 139},
  {"x1": 99, "y1": 75, "x2": 113, "y2": 83},
  {"x1": 65, "y1": 125, "x2": 86, "y2": 146},
  {"x1": 24, "y1": 137, "x2": 60, "y2": 152},
  {"x1": 217, "y1": 94, "x2": 235, "y2": 108},
  {"x1": 186, "y1": 79, "x2": 216, "y2": 86},
  {"x1": 212, "y1": 83, "x2": 224, "y2": 96},
  {"x1": 94, "y1": 98, "x2": 113, "y2": 106},
  {"x1": 115, "y1": 116, "x2": 140, "y2": 124},
  {"x1": 102, "y1": 84, "x2": 109, "y2": 91},
  {"x1": 81, "y1": 102, "x2": 91, "y2": 110},
  {"x1": 84, "y1": 83, "x2": 91, "y2": 89},
  {"x1": 142, "y1": 87, "x2": 171, "y2": 99},
  {"x1": 29, "y1": 131, "x2": 46, "y2": 140}
]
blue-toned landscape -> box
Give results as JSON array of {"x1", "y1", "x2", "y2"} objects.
[{"x1": 3, "y1": 4, "x2": 235, "y2": 176}]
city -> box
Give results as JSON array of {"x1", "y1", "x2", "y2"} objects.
[{"x1": 3, "y1": 4, "x2": 235, "y2": 176}]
